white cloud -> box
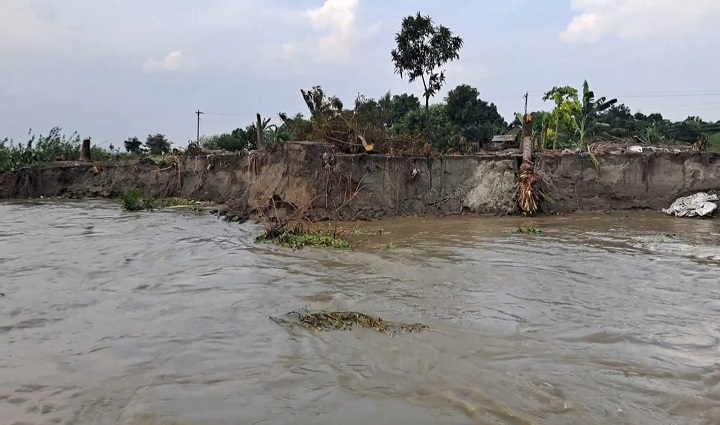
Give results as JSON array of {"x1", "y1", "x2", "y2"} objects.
[
  {"x1": 560, "y1": 0, "x2": 720, "y2": 43},
  {"x1": 143, "y1": 50, "x2": 187, "y2": 73},
  {"x1": 280, "y1": 0, "x2": 379, "y2": 65},
  {"x1": 307, "y1": 0, "x2": 359, "y2": 60}
]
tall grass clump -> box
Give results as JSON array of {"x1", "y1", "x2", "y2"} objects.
[
  {"x1": 120, "y1": 189, "x2": 157, "y2": 211},
  {"x1": 709, "y1": 133, "x2": 720, "y2": 152}
]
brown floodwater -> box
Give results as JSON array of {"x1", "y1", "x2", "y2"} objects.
[{"x1": 1, "y1": 200, "x2": 720, "y2": 425}]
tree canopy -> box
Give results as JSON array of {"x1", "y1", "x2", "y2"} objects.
[
  {"x1": 391, "y1": 12, "x2": 463, "y2": 114},
  {"x1": 445, "y1": 84, "x2": 506, "y2": 144},
  {"x1": 145, "y1": 133, "x2": 171, "y2": 155},
  {"x1": 123, "y1": 137, "x2": 143, "y2": 153}
]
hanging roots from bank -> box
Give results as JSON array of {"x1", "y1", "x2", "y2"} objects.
[
  {"x1": 11, "y1": 167, "x2": 41, "y2": 197},
  {"x1": 270, "y1": 307, "x2": 429, "y2": 335}
]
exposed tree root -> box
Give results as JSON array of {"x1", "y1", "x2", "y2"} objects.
[{"x1": 10, "y1": 168, "x2": 41, "y2": 198}]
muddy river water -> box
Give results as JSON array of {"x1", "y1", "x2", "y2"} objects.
[{"x1": 1, "y1": 200, "x2": 720, "y2": 425}]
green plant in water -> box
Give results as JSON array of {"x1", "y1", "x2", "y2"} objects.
[
  {"x1": 120, "y1": 191, "x2": 206, "y2": 212},
  {"x1": 517, "y1": 225, "x2": 542, "y2": 235},
  {"x1": 256, "y1": 226, "x2": 351, "y2": 250},
  {"x1": 120, "y1": 189, "x2": 156, "y2": 211}
]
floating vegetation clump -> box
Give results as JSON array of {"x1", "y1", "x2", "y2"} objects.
[
  {"x1": 270, "y1": 307, "x2": 429, "y2": 335},
  {"x1": 259, "y1": 230, "x2": 351, "y2": 250},
  {"x1": 254, "y1": 196, "x2": 356, "y2": 250},
  {"x1": 120, "y1": 189, "x2": 156, "y2": 211},
  {"x1": 517, "y1": 225, "x2": 542, "y2": 235},
  {"x1": 120, "y1": 190, "x2": 204, "y2": 212}
]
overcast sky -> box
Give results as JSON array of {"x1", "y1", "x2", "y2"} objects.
[{"x1": 2, "y1": 0, "x2": 719, "y2": 147}]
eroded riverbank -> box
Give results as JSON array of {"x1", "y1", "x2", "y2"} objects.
[
  {"x1": 1, "y1": 142, "x2": 719, "y2": 220},
  {"x1": 1, "y1": 200, "x2": 719, "y2": 424}
]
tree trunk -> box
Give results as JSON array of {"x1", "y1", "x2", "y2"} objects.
[
  {"x1": 424, "y1": 95, "x2": 432, "y2": 144},
  {"x1": 80, "y1": 138, "x2": 92, "y2": 162},
  {"x1": 517, "y1": 114, "x2": 538, "y2": 215},
  {"x1": 522, "y1": 115, "x2": 532, "y2": 163},
  {"x1": 256, "y1": 113, "x2": 264, "y2": 149}
]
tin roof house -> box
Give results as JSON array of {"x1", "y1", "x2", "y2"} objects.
[{"x1": 488, "y1": 125, "x2": 521, "y2": 150}]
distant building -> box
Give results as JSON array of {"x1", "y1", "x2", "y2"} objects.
[{"x1": 488, "y1": 125, "x2": 521, "y2": 150}]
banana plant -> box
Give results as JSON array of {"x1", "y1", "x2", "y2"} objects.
[
  {"x1": 542, "y1": 86, "x2": 580, "y2": 150},
  {"x1": 572, "y1": 80, "x2": 617, "y2": 146}
]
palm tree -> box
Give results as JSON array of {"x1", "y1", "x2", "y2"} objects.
[{"x1": 518, "y1": 114, "x2": 539, "y2": 214}]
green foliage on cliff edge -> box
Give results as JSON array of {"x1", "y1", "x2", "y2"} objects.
[
  {"x1": 1, "y1": 128, "x2": 188, "y2": 173},
  {"x1": 709, "y1": 133, "x2": 720, "y2": 152},
  {"x1": 0, "y1": 127, "x2": 115, "y2": 173}
]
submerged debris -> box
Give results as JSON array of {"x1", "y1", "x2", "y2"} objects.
[
  {"x1": 662, "y1": 192, "x2": 718, "y2": 218},
  {"x1": 270, "y1": 307, "x2": 429, "y2": 335}
]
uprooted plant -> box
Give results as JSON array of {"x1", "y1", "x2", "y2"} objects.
[
  {"x1": 254, "y1": 161, "x2": 372, "y2": 249},
  {"x1": 255, "y1": 195, "x2": 356, "y2": 249}
]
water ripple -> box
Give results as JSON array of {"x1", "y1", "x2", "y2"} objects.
[{"x1": 1, "y1": 202, "x2": 719, "y2": 424}]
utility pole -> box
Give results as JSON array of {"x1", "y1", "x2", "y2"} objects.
[
  {"x1": 523, "y1": 92, "x2": 530, "y2": 149},
  {"x1": 195, "y1": 110, "x2": 204, "y2": 144}
]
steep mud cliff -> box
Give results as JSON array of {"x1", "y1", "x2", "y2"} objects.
[
  {"x1": 1, "y1": 142, "x2": 718, "y2": 219},
  {"x1": 536, "y1": 152, "x2": 720, "y2": 213}
]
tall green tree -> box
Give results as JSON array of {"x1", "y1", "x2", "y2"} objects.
[
  {"x1": 123, "y1": 137, "x2": 143, "y2": 153},
  {"x1": 145, "y1": 133, "x2": 171, "y2": 155},
  {"x1": 596, "y1": 103, "x2": 635, "y2": 137},
  {"x1": 445, "y1": 84, "x2": 506, "y2": 145},
  {"x1": 391, "y1": 12, "x2": 463, "y2": 119},
  {"x1": 395, "y1": 104, "x2": 457, "y2": 152},
  {"x1": 378, "y1": 92, "x2": 421, "y2": 128}
]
